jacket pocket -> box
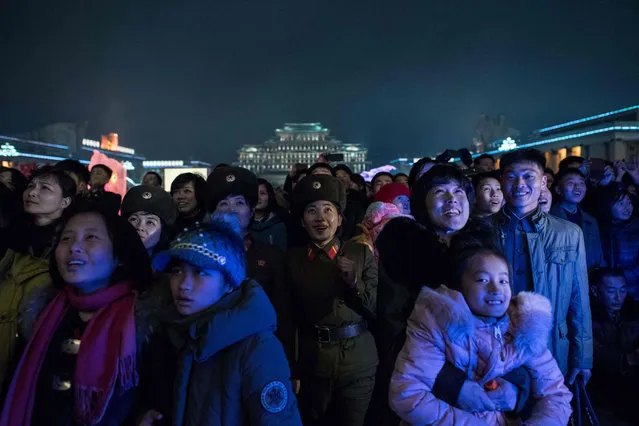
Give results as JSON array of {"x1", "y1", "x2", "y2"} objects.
[{"x1": 546, "y1": 249, "x2": 577, "y2": 265}]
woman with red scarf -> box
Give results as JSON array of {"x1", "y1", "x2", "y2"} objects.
[{"x1": 0, "y1": 205, "x2": 154, "y2": 426}]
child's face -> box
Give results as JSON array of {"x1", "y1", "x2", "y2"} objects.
[
  {"x1": 461, "y1": 254, "x2": 512, "y2": 317},
  {"x1": 169, "y1": 260, "x2": 230, "y2": 315},
  {"x1": 597, "y1": 276, "x2": 627, "y2": 311}
]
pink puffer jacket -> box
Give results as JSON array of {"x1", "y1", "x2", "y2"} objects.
[{"x1": 389, "y1": 286, "x2": 572, "y2": 426}]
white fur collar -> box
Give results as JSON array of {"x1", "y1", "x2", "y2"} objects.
[{"x1": 416, "y1": 285, "x2": 552, "y2": 356}]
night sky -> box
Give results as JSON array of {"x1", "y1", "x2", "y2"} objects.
[{"x1": 1, "y1": 0, "x2": 638, "y2": 165}]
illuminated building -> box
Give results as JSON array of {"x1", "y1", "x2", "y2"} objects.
[
  {"x1": 3, "y1": 123, "x2": 147, "y2": 182},
  {"x1": 472, "y1": 104, "x2": 639, "y2": 170},
  {"x1": 235, "y1": 123, "x2": 369, "y2": 186}
]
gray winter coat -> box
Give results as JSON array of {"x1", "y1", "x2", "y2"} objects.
[{"x1": 490, "y1": 207, "x2": 593, "y2": 373}]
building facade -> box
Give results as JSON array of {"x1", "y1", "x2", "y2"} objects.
[
  {"x1": 235, "y1": 123, "x2": 369, "y2": 186},
  {"x1": 474, "y1": 104, "x2": 639, "y2": 170}
]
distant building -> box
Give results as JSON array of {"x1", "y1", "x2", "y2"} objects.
[
  {"x1": 235, "y1": 123, "x2": 369, "y2": 186},
  {"x1": 1, "y1": 123, "x2": 146, "y2": 182},
  {"x1": 472, "y1": 114, "x2": 520, "y2": 153},
  {"x1": 473, "y1": 104, "x2": 639, "y2": 170}
]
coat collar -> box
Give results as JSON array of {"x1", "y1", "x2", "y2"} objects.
[
  {"x1": 307, "y1": 238, "x2": 341, "y2": 261},
  {"x1": 497, "y1": 205, "x2": 547, "y2": 233},
  {"x1": 417, "y1": 285, "x2": 553, "y2": 357}
]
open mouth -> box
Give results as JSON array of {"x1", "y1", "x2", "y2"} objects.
[
  {"x1": 513, "y1": 191, "x2": 529, "y2": 197},
  {"x1": 485, "y1": 299, "x2": 504, "y2": 305},
  {"x1": 313, "y1": 226, "x2": 328, "y2": 232},
  {"x1": 443, "y1": 209, "x2": 460, "y2": 217}
]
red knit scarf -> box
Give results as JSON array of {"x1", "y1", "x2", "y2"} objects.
[{"x1": 0, "y1": 282, "x2": 138, "y2": 426}]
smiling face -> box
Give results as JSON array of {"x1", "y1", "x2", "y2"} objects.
[
  {"x1": 425, "y1": 181, "x2": 470, "y2": 234},
  {"x1": 502, "y1": 161, "x2": 546, "y2": 216},
  {"x1": 172, "y1": 181, "x2": 198, "y2": 215},
  {"x1": 23, "y1": 175, "x2": 71, "y2": 223},
  {"x1": 169, "y1": 260, "x2": 230, "y2": 315},
  {"x1": 611, "y1": 195, "x2": 633, "y2": 222},
  {"x1": 460, "y1": 253, "x2": 512, "y2": 317},
  {"x1": 214, "y1": 195, "x2": 253, "y2": 233},
  {"x1": 556, "y1": 173, "x2": 587, "y2": 205},
  {"x1": 302, "y1": 200, "x2": 342, "y2": 246},
  {"x1": 55, "y1": 212, "x2": 117, "y2": 294},
  {"x1": 127, "y1": 211, "x2": 162, "y2": 250},
  {"x1": 475, "y1": 177, "x2": 503, "y2": 216},
  {"x1": 538, "y1": 186, "x2": 552, "y2": 213}
]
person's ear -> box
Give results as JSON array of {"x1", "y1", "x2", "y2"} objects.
[
  {"x1": 61, "y1": 197, "x2": 72, "y2": 209},
  {"x1": 541, "y1": 174, "x2": 548, "y2": 189}
]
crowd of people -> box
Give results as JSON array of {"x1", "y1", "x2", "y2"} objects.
[{"x1": 0, "y1": 147, "x2": 637, "y2": 425}]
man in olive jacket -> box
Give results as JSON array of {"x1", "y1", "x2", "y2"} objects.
[
  {"x1": 485, "y1": 148, "x2": 592, "y2": 382},
  {"x1": 287, "y1": 174, "x2": 377, "y2": 426}
]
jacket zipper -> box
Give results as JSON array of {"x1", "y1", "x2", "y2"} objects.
[{"x1": 494, "y1": 325, "x2": 505, "y2": 362}]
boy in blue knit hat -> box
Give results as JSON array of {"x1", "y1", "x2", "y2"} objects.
[{"x1": 140, "y1": 217, "x2": 302, "y2": 426}]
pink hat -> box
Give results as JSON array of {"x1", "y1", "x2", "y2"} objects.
[{"x1": 374, "y1": 182, "x2": 410, "y2": 204}]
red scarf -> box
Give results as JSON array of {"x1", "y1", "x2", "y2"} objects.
[{"x1": 0, "y1": 282, "x2": 138, "y2": 426}]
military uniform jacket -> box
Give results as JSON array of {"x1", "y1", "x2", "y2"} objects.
[{"x1": 287, "y1": 238, "x2": 378, "y2": 379}]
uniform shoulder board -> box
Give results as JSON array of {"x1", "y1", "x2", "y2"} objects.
[{"x1": 260, "y1": 380, "x2": 288, "y2": 414}]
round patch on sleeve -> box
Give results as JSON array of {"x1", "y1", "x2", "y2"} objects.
[{"x1": 260, "y1": 380, "x2": 288, "y2": 414}]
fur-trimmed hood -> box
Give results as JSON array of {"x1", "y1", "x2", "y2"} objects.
[{"x1": 417, "y1": 285, "x2": 553, "y2": 357}]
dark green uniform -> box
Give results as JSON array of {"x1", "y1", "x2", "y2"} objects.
[{"x1": 288, "y1": 237, "x2": 378, "y2": 426}]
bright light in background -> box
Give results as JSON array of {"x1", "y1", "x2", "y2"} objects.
[
  {"x1": 121, "y1": 161, "x2": 135, "y2": 170},
  {"x1": 361, "y1": 165, "x2": 397, "y2": 182},
  {"x1": 89, "y1": 150, "x2": 127, "y2": 200},
  {"x1": 0, "y1": 143, "x2": 18, "y2": 157},
  {"x1": 498, "y1": 137, "x2": 518, "y2": 152},
  {"x1": 163, "y1": 167, "x2": 208, "y2": 192}
]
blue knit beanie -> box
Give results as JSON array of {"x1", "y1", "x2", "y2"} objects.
[{"x1": 152, "y1": 214, "x2": 246, "y2": 288}]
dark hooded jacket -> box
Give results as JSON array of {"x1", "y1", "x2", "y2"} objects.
[
  {"x1": 250, "y1": 214, "x2": 288, "y2": 252},
  {"x1": 158, "y1": 280, "x2": 302, "y2": 426}
]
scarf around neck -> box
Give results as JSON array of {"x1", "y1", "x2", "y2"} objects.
[{"x1": 0, "y1": 282, "x2": 138, "y2": 426}]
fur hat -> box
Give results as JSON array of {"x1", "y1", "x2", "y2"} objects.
[
  {"x1": 374, "y1": 182, "x2": 411, "y2": 204},
  {"x1": 152, "y1": 215, "x2": 246, "y2": 288},
  {"x1": 293, "y1": 174, "x2": 346, "y2": 216},
  {"x1": 121, "y1": 185, "x2": 177, "y2": 225},
  {"x1": 206, "y1": 166, "x2": 258, "y2": 212}
]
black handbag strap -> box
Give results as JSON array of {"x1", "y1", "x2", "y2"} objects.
[{"x1": 577, "y1": 377, "x2": 600, "y2": 426}]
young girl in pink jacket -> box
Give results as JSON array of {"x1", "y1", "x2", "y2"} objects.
[{"x1": 389, "y1": 247, "x2": 572, "y2": 425}]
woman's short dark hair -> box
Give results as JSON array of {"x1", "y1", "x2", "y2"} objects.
[
  {"x1": 170, "y1": 172, "x2": 208, "y2": 212},
  {"x1": 50, "y1": 205, "x2": 152, "y2": 291},
  {"x1": 55, "y1": 159, "x2": 90, "y2": 185},
  {"x1": 257, "y1": 178, "x2": 278, "y2": 213},
  {"x1": 0, "y1": 166, "x2": 28, "y2": 194},
  {"x1": 410, "y1": 164, "x2": 475, "y2": 226},
  {"x1": 29, "y1": 166, "x2": 77, "y2": 202},
  {"x1": 408, "y1": 157, "x2": 435, "y2": 188}
]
